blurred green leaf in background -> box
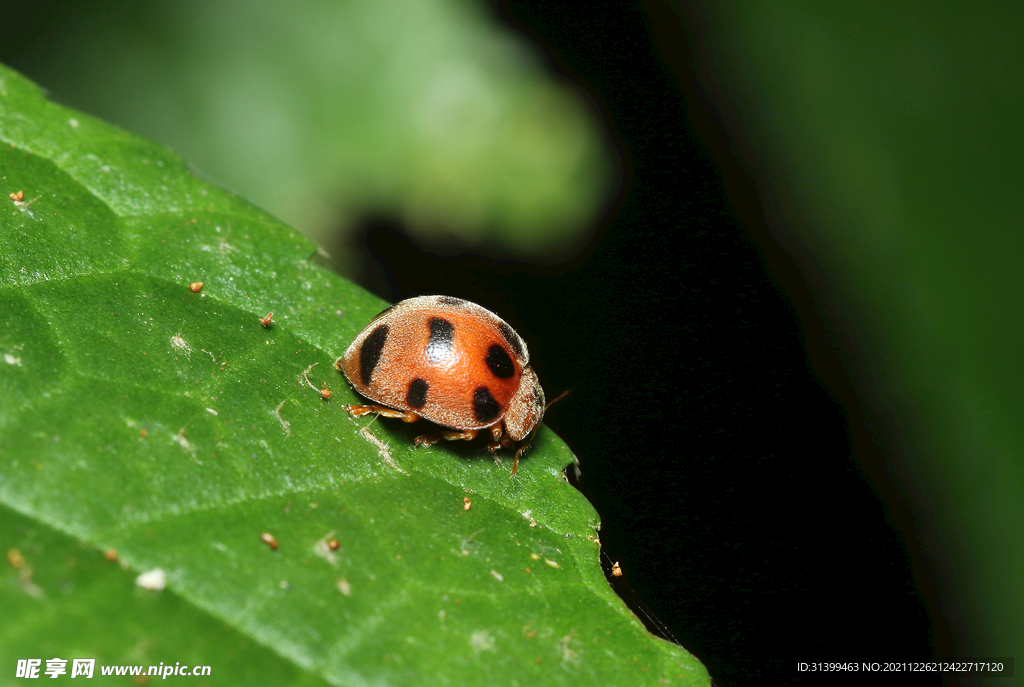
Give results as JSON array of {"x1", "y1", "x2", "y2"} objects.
[
  {"x1": 13, "y1": 0, "x2": 611, "y2": 270},
  {"x1": 682, "y1": 0, "x2": 1024, "y2": 663}
]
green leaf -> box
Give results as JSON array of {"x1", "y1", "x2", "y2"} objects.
[{"x1": 0, "y1": 64, "x2": 707, "y2": 686}]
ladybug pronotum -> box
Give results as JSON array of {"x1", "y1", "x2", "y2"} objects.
[{"x1": 336, "y1": 295, "x2": 546, "y2": 473}]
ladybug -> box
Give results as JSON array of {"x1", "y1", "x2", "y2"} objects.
[{"x1": 336, "y1": 295, "x2": 546, "y2": 473}]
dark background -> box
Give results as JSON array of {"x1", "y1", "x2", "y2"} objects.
[
  {"x1": 2, "y1": 1, "x2": 939, "y2": 684},
  {"x1": 347, "y1": 2, "x2": 938, "y2": 686}
]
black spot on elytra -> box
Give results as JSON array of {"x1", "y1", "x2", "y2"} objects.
[
  {"x1": 437, "y1": 296, "x2": 466, "y2": 306},
  {"x1": 473, "y1": 386, "x2": 502, "y2": 423},
  {"x1": 359, "y1": 324, "x2": 389, "y2": 386},
  {"x1": 497, "y1": 321, "x2": 524, "y2": 359},
  {"x1": 426, "y1": 317, "x2": 454, "y2": 363},
  {"x1": 407, "y1": 378, "x2": 429, "y2": 408},
  {"x1": 485, "y1": 344, "x2": 515, "y2": 379}
]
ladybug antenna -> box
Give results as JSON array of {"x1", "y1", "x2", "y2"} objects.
[{"x1": 545, "y1": 389, "x2": 571, "y2": 413}]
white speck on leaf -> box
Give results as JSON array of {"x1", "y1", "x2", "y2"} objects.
[
  {"x1": 136, "y1": 568, "x2": 166, "y2": 591},
  {"x1": 337, "y1": 578, "x2": 352, "y2": 596},
  {"x1": 172, "y1": 428, "x2": 195, "y2": 454},
  {"x1": 470, "y1": 630, "x2": 495, "y2": 652},
  {"x1": 560, "y1": 634, "x2": 578, "y2": 662}
]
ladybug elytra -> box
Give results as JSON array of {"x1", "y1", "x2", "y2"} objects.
[{"x1": 336, "y1": 296, "x2": 546, "y2": 473}]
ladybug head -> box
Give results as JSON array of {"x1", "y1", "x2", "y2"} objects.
[{"x1": 503, "y1": 366, "x2": 546, "y2": 441}]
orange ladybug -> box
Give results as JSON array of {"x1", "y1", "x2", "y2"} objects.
[{"x1": 336, "y1": 296, "x2": 546, "y2": 473}]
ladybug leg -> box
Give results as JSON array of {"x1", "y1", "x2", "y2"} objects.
[
  {"x1": 511, "y1": 442, "x2": 530, "y2": 475},
  {"x1": 347, "y1": 404, "x2": 419, "y2": 423},
  {"x1": 487, "y1": 425, "x2": 504, "y2": 454},
  {"x1": 415, "y1": 428, "x2": 478, "y2": 447}
]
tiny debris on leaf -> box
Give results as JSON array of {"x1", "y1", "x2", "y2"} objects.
[
  {"x1": 7, "y1": 548, "x2": 25, "y2": 569},
  {"x1": 274, "y1": 400, "x2": 291, "y2": 436},
  {"x1": 189, "y1": 282, "x2": 203, "y2": 293},
  {"x1": 463, "y1": 496, "x2": 472, "y2": 511},
  {"x1": 337, "y1": 577, "x2": 352, "y2": 596},
  {"x1": 261, "y1": 532, "x2": 279, "y2": 550},
  {"x1": 170, "y1": 322, "x2": 191, "y2": 357},
  {"x1": 10, "y1": 190, "x2": 24, "y2": 202},
  {"x1": 136, "y1": 568, "x2": 166, "y2": 591},
  {"x1": 358, "y1": 427, "x2": 402, "y2": 472},
  {"x1": 260, "y1": 312, "x2": 273, "y2": 327},
  {"x1": 313, "y1": 530, "x2": 338, "y2": 566},
  {"x1": 300, "y1": 363, "x2": 321, "y2": 395}
]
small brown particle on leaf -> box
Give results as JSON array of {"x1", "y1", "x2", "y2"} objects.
[
  {"x1": 261, "y1": 532, "x2": 279, "y2": 550},
  {"x1": 189, "y1": 282, "x2": 203, "y2": 293},
  {"x1": 328, "y1": 539, "x2": 340, "y2": 550},
  {"x1": 10, "y1": 190, "x2": 24, "y2": 202},
  {"x1": 320, "y1": 387, "x2": 332, "y2": 400},
  {"x1": 104, "y1": 548, "x2": 118, "y2": 562},
  {"x1": 7, "y1": 548, "x2": 25, "y2": 569},
  {"x1": 260, "y1": 312, "x2": 273, "y2": 327},
  {"x1": 463, "y1": 496, "x2": 471, "y2": 511}
]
